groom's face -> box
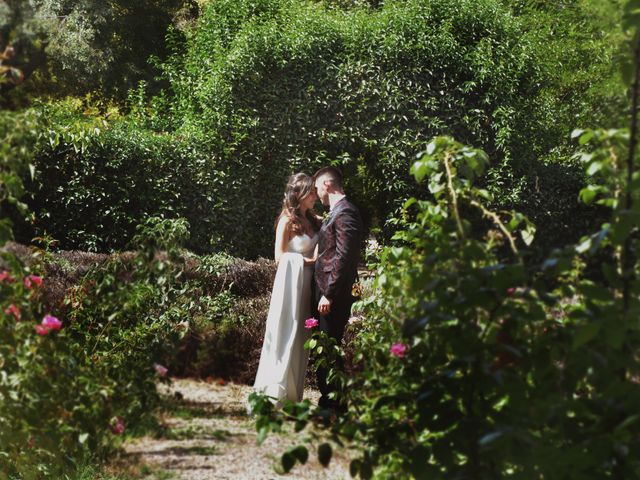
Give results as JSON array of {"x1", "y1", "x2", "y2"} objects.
[{"x1": 314, "y1": 176, "x2": 330, "y2": 207}]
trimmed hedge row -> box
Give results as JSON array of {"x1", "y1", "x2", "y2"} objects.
[{"x1": 15, "y1": 0, "x2": 598, "y2": 258}]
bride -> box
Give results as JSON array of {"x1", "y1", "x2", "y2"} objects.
[{"x1": 252, "y1": 173, "x2": 321, "y2": 403}]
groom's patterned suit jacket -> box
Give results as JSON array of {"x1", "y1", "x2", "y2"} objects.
[{"x1": 315, "y1": 197, "x2": 362, "y2": 302}]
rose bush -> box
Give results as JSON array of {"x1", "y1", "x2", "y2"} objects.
[
  {"x1": 0, "y1": 216, "x2": 194, "y2": 476},
  {"x1": 252, "y1": 65, "x2": 640, "y2": 476}
]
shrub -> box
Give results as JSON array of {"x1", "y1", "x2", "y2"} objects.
[
  {"x1": 252, "y1": 129, "x2": 640, "y2": 478},
  {"x1": 17, "y1": 0, "x2": 612, "y2": 258},
  {"x1": 0, "y1": 218, "x2": 191, "y2": 476},
  {"x1": 170, "y1": 0, "x2": 545, "y2": 246},
  {"x1": 18, "y1": 102, "x2": 225, "y2": 254}
]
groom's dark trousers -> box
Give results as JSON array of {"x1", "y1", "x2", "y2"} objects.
[
  {"x1": 313, "y1": 197, "x2": 362, "y2": 409},
  {"x1": 313, "y1": 286, "x2": 354, "y2": 408}
]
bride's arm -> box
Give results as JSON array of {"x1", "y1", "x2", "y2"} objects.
[
  {"x1": 274, "y1": 215, "x2": 291, "y2": 265},
  {"x1": 303, "y1": 243, "x2": 318, "y2": 266}
]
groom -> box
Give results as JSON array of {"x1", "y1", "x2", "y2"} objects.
[{"x1": 313, "y1": 166, "x2": 362, "y2": 410}]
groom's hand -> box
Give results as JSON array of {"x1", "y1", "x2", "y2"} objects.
[{"x1": 318, "y1": 295, "x2": 332, "y2": 315}]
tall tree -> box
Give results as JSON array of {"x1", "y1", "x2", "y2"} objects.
[{"x1": 0, "y1": 0, "x2": 197, "y2": 106}]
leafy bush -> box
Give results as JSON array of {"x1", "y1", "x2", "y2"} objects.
[
  {"x1": 17, "y1": 101, "x2": 228, "y2": 254},
  {"x1": 252, "y1": 120, "x2": 640, "y2": 477},
  {"x1": 169, "y1": 0, "x2": 546, "y2": 245},
  {"x1": 0, "y1": 217, "x2": 191, "y2": 477},
  {"x1": 17, "y1": 0, "x2": 616, "y2": 258}
]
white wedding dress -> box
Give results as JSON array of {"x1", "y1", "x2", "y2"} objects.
[{"x1": 252, "y1": 233, "x2": 318, "y2": 403}]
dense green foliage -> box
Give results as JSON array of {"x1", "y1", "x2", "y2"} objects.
[
  {"x1": 11, "y1": 0, "x2": 622, "y2": 258},
  {"x1": 21, "y1": 101, "x2": 225, "y2": 253},
  {"x1": 170, "y1": 0, "x2": 542, "y2": 220},
  {"x1": 0, "y1": 218, "x2": 193, "y2": 477},
  {"x1": 253, "y1": 123, "x2": 640, "y2": 477},
  {"x1": 1, "y1": 1, "x2": 633, "y2": 478},
  {"x1": 0, "y1": 0, "x2": 196, "y2": 106}
]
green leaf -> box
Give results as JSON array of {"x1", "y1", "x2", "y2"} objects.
[
  {"x1": 586, "y1": 161, "x2": 603, "y2": 176},
  {"x1": 318, "y1": 442, "x2": 332, "y2": 467},
  {"x1": 256, "y1": 426, "x2": 268, "y2": 445},
  {"x1": 350, "y1": 459, "x2": 361, "y2": 477},
  {"x1": 411, "y1": 160, "x2": 429, "y2": 183},
  {"x1": 579, "y1": 186, "x2": 597, "y2": 204},
  {"x1": 578, "y1": 130, "x2": 594, "y2": 145},
  {"x1": 573, "y1": 322, "x2": 601, "y2": 349},
  {"x1": 291, "y1": 445, "x2": 308, "y2": 464},
  {"x1": 521, "y1": 224, "x2": 535, "y2": 246},
  {"x1": 0, "y1": 219, "x2": 14, "y2": 247},
  {"x1": 281, "y1": 452, "x2": 296, "y2": 473},
  {"x1": 615, "y1": 414, "x2": 640, "y2": 432},
  {"x1": 479, "y1": 431, "x2": 503, "y2": 446},
  {"x1": 78, "y1": 433, "x2": 89, "y2": 444},
  {"x1": 403, "y1": 197, "x2": 417, "y2": 209}
]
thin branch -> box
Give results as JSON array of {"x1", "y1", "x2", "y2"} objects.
[
  {"x1": 443, "y1": 151, "x2": 465, "y2": 240},
  {"x1": 470, "y1": 199, "x2": 520, "y2": 257}
]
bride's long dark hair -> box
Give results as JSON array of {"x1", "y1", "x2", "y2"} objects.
[{"x1": 276, "y1": 173, "x2": 321, "y2": 235}]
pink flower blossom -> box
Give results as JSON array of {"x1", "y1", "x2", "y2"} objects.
[
  {"x1": 304, "y1": 317, "x2": 319, "y2": 329},
  {"x1": 154, "y1": 363, "x2": 168, "y2": 377},
  {"x1": 506, "y1": 287, "x2": 516, "y2": 295},
  {"x1": 42, "y1": 315, "x2": 62, "y2": 331},
  {"x1": 109, "y1": 416, "x2": 125, "y2": 435},
  {"x1": 34, "y1": 325, "x2": 50, "y2": 335},
  {"x1": 0, "y1": 271, "x2": 14, "y2": 283},
  {"x1": 5, "y1": 304, "x2": 21, "y2": 320},
  {"x1": 24, "y1": 275, "x2": 43, "y2": 289},
  {"x1": 390, "y1": 342, "x2": 408, "y2": 358}
]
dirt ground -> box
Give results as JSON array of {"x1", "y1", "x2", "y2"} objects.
[{"x1": 120, "y1": 378, "x2": 352, "y2": 480}]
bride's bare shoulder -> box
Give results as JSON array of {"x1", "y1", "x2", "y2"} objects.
[{"x1": 276, "y1": 214, "x2": 293, "y2": 233}]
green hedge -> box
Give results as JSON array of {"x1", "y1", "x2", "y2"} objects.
[
  {"x1": 15, "y1": 0, "x2": 621, "y2": 257},
  {"x1": 172, "y1": 0, "x2": 544, "y2": 241}
]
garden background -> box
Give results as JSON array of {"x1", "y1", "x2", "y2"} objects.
[{"x1": 1, "y1": 0, "x2": 639, "y2": 478}]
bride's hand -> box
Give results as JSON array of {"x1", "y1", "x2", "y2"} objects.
[{"x1": 304, "y1": 255, "x2": 317, "y2": 266}]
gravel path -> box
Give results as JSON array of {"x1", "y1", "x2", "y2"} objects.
[{"x1": 123, "y1": 378, "x2": 352, "y2": 480}]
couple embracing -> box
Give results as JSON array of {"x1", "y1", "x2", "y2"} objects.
[{"x1": 252, "y1": 166, "x2": 362, "y2": 410}]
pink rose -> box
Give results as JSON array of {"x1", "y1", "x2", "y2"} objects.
[
  {"x1": 109, "y1": 416, "x2": 125, "y2": 435},
  {"x1": 4, "y1": 304, "x2": 21, "y2": 320},
  {"x1": 390, "y1": 342, "x2": 408, "y2": 358},
  {"x1": 0, "y1": 271, "x2": 14, "y2": 283},
  {"x1": 154, "y1": 363, "x2": 168, "y2": 377},
  {"x1": 42, "y1": 315, "x2": 62, "y2": 331},
  {"x1": 304, "y1": 317, "x2": 319, "y2": 329},
  {"x1": 34, "y1": 325, "x2": 50, "y2": 335},
  {"x1": 24, "y1": 275, "x2": 43, "y2": 289}
]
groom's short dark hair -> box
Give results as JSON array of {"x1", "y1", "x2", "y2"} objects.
[{"x1": 313, "y1": 166, "x2": 343, "y2": 188}]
